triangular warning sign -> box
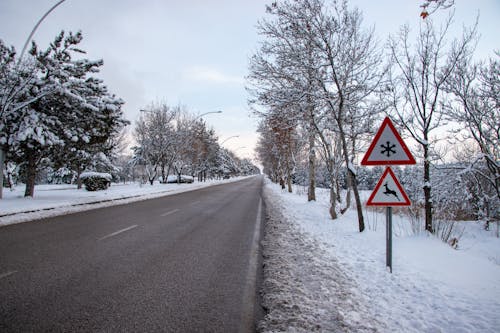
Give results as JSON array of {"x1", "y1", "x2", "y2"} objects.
[
  {"x1": 361, "y1": 117, "x2": 416, "y2": 165},
  {"x1": 366, "y1": 167, "x2": 411, "y2": 206}
]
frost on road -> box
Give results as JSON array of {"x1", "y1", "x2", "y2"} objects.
[{"x1": 258, "y1": 187, "x2": 384, "y2": 332}]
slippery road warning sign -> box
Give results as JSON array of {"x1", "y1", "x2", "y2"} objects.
[
  {"x1": 361, "y1": 117, "x2": 416, "y2": 166},
  {"x1": 366, "y1": 167, "x2": 411, "y2": 206}
]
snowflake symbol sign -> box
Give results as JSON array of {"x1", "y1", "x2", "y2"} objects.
[{"x1": 380, "y1": 141, "x2": 397, "y2": 157}]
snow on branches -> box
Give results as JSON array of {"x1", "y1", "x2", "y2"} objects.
[{"x1": 0, "y1": 31, "x2": 128, "y2": 197}]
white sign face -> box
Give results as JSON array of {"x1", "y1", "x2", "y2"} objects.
[
  {"x1": 361, "y1": 117, "x2": 416, "y2": 165},
  {"x1": 367, "y1": 167, "x2": 411, "y2": 206}
]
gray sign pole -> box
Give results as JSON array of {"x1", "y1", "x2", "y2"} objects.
[{"x1": 386, "y1": 206, "x2": 393, "y2": 273}]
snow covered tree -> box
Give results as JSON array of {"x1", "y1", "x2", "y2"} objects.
[
  {"x1": 0, "y1": 40, "x2": 45, "y2": 197},
  {"x1": 387, "y1": 15, "x2": 477, "y2": 233},
  {"x1": 216, "y1": 147, "x2": 240, "y2": 177},
  {"x1": 256, "y1": 121, "x2": 282, "y2": 183},
  {"x1": 1, "y1": 31, "x2": 128, "y2": 197},
  {"x1": 50, "y1": 76, "x2": 128, "y2": 188},
  {"x1": 250, "y1": 0, "x2": 383, "y2": 232},
  {"x1": 419, "y1": 0, "x2": 454, "y2": 19},
  {"x1": 305, "y1": 0, "x2": 384, "y2": 231},
  {"x1": 132, "y1": 103, "x2": 178, "y2": 185},
  {"x1": 248, "y1": 0, "x2": 324, "y2": 201},
  {"x1": 187, "y1": 119, "x2": 219, "y2": 181},
  {"x1": 444, "y1": 53, "x2": 499, "y2": 221}
]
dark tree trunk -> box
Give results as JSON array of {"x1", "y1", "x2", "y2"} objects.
[
  {"x1": 329, "y1": 182, "x2": 337, "y2": 219},
  {"x1": 0, "y1": 148, "x2": 4, "y2": 199},
  {"x1": 328, "y1": 158, "x2": 338, "y2": 219},
  {"x1": 24, "y1": 153, "x2": 37, "y2": 197},
  {"x1": 339, "y1": 126, "x2": 365, "y2": 232},
  {"x1": 307, "y1": 129, "x2": 316, "y2": 201},
  {"x1": 161, "y1": 164, "x2": 166, "y2": 183},
  {"x1": 76, "y1": 165, "x2": 83, "y2": 189},
  {"x1": 286, "y1": 153, "x2": 292, "y2": 193},
  {"x1": 423, "y1": 143, "x2": 433, "y2": 233}
]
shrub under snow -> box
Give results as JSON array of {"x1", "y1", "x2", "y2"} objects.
[{"x1": 80, "y1": 172, "x2": 112, "y2": 191}]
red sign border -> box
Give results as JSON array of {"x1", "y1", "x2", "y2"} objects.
[
  {"x1": 361, "y1": 117, "x2": 416, "y2": 166},
  {"x1": 366, "y1": 167, "x2": 411, "y2": 207}
]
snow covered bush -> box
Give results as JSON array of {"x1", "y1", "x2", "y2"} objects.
[{"x1": 80, "y1": 172, "x2": 111, "y2": 191}]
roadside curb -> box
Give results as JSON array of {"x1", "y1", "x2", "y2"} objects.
[{"x1": 0, "y1": 192, "x2": 151, "y2": 218}]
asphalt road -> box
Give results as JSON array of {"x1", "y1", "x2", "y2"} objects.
[{"x1": 0, "y1": 176, "x2": 264, "y2": 332}]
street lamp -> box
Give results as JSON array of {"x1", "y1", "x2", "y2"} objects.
[
  {"x1": 220, "y1": 135, "x2": 239, "y2": 145},
  {"x1": 18, "y1": 0, "x2": 67, "y2": 64},
  {"x1": 194, "y1": 110, "x2": 222, "y2": 121}
]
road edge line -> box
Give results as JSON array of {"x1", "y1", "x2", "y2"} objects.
[{"x1": 239, "y1": 197, "x2": 263, "y2": 333}]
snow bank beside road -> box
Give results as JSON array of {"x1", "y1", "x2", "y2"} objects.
[
  {"x1": 260, "y1": 179, "x2": 500, "y2": 332},
  {"x1": 0, "y1": 177, "x2": 247, "y2": 226},
  {"x1": 260, "y1": 183, "x2": 384, "y2": 332}
]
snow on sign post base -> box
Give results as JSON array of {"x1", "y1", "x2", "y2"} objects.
[{"x1": 361, "y1": 117, "x2": 416, "y2": 273}]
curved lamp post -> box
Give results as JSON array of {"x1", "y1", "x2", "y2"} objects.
[
  {"x1": 194, "y1": 110, "x2": 222, "y2": 121},
  {"x1": 18, "y1": 0, "x2": 67, "y2": 64},
  {"x1": 220, "y1": 135, "x2": 239, "y2": 145}
]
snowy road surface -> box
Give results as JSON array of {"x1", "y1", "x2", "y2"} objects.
[{"x1": 0, "y1": 176, "x2": 264, "y2": 332}]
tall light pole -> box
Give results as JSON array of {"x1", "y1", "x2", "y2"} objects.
[
  {"x1": 220, "y1": 135, "x2": 239, "y2": 145},
  {"x1": 1, "y1": 0, "x2": 67, "y2": 199},
  {"x1": 194, "y1": 110, "x2": 222, "y2": 121},
  {"x1": 18, "y1": 0, "x2": 67, "y2": 64}
]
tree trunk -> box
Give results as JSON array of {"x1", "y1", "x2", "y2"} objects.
[
  {"x1": 339, "y1": 127, "x2": 365, "y2": 232},
  {"x1": 161, "y1": 164, "x2": 166, "y2": 183},
  {"x1": 0, "y1": 148, "x2": 4, "y2": 199},
  {"x1": 351, "y1": 179, "x2": 365, "y2": 232},
  {"x1": 286, "y1": 153, "x2": 292, "y2": 193},
  {"x1": 76, "y1": 165, "x2": 83, "y2": 189},
  {"x1": 328, "y1": 158, "x2": 338, "y2": 219},
  {"x1": 329, "y1": 179, "x2": 337, "y2": 219},
  {"x1": 307, "y1": 129, "x2": 316, "y2": 201},
  {"x1": 341, "y1": 182, "x2": 352, "y2": 214},
  {"x1": 423, "y1": 144, "x2": 433, "y2": 233},
  {"x1": 24, "y1": 153, "x2": 37, "y2": 197},
  {"x1": 341, "y1": 140, "x2": 356, "y2": 213}
]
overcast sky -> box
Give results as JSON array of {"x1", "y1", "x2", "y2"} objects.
[{"x1": 0, "y1": 0, "x2": 498, "y2": 160}]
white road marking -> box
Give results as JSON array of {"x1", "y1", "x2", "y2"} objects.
[
  {"x1": 239, "y1": 197, "x2": 263, "y2": 332},
  {"x1": 0, "y1": 270, "x2": 18, "y2": 280},
  {"x1": 160, "y1": 209, "x2": 180, "y2": 217},
  {"x1": 98, "y1": 225, "x2": 138, "y2": 241},
  {"x1": 190, "y1": 201, "x2": 201, "y2": 206}
]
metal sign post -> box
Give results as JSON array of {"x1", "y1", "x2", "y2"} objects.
[
  {"x1": 366, "y1": 167, "x2": 409, "y2": 273},
  {"x1": 361, "y1": 117, "x2": 416, "y2": 274},
  {"x1": 386, "y1": 207, "x2": 392, "y2": 273}
]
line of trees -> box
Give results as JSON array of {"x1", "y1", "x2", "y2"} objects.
[
  {"x1": 0, "y1": 31, "x2": 129, "y2": 197},
  {"x1": 131, "y1": 102, "x2": 259, "y2": 185},
  {"x1": 1, "y1": 31, "x2": 260, "y2": 197},
  {"x1": 248, "y1": 0, "x2": 499, "y2": 233}
]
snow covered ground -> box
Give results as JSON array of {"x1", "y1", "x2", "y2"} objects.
[
  {"x1": 0, "y1": 177, "x2": 245, "y2": 226},
  {"x1": 259, "y1": 178, "x2": 500, "y2": 332}
]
